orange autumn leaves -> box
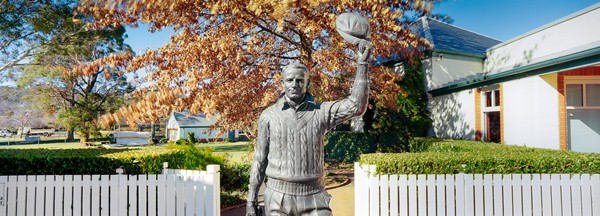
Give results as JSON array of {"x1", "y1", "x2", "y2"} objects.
[{"x1": 76, "y1": 0, "x2": 435, "y2": 131}]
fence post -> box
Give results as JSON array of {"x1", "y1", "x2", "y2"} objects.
[
  {"x1": 0, "y1": 177, "x2": 6, "y2": 213},
  {"x1": 354, "y1": 163, "x2": 364, "y2": 216},
  {"x1": 161, "y1": 162, "x2": 169, "y2": 174},
  {"x1": 369, "y1": 165, "x2": 379, "y2": 216},
  {"x1": 206, "y1": 164, "x2": 220, "y2": 216},
  {"x1": 355, "y1": 162, "x2": 372, "y2": 216}
]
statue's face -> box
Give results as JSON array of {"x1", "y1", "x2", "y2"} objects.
[{"x1": 282, "y1": 68, "x2": 308, "y2": 103}]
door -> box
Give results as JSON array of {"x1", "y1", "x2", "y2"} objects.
[{"x1": 486, "y1": 111, "x2": 501, "y2": 143}]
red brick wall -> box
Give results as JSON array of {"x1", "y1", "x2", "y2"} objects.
[
  {"x1": 475, "y1": 88, "x2": 482, "y2": 141},
  {"x1": 557, "y1": 66, "x2": 600, "y2": 150}
]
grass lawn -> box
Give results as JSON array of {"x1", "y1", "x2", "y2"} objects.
[
  {"x1": 0, "y1": 138, "x2": 252, "y2": 163},
  {"x1": 198, "y1": 142, "x2": 252, "y2": 164},
  {"x1": 0, "y1": 136, "x2": 82, "y2": 147}
]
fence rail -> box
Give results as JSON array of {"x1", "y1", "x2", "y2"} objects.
[
  {"x1": 0, "y1": 165, "x2": 220, "y2": 216},
  {"x1": 355, "y1": 163, "x2": 600, "y2": 216}
]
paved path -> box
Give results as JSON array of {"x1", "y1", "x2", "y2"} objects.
[{"x1": 222, "y1": 181, "x2": 355, "y2": 216}]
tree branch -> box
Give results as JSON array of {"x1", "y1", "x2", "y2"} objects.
[{"x1": 0, "y1": 32, "x2": 36, "y2": 51}]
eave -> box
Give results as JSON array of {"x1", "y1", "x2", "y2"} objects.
[{"x1": 429, "y1": 45, "x2": 600, "y2": 97}]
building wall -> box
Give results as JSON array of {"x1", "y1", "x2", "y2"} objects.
[
  {"x1": 428, "y1": 89, "x2": 476, "y2": 140},
  {"x1": 485, "y1": 4, "x2": 600, "y2": 73},
  {"x1": 179, "y1": 127, "x2": 231, "y2": 141},
  {"x1": 166, "y1": 115, "x2": 180, "y2": 140},
  {"x1": 557, "y1": 67, "x2": 600, "y2": 152},
  {"x1": 502, "y1": 74, "x2": 561, "y2": 149},
  {"x1": 424, "y1": 53, "x2": 485, "y2": 91}
]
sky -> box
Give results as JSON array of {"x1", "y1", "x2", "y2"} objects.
[
  {"x1": 433, "y1": 0, "x2": 599, "y2": 41},
  {"x1": 124, "y1": 0, "x2": 600, "y2": 53}
]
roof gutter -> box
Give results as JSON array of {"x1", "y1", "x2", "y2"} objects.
[
  {"x1": 431, "y1": 48, "x2": 486, "y2": 59},
  {"x1": 379, "y1": 48, "x2": 485, "y2": 68},
  {"x1": 429, "y1": 46, "x2": 600, "y2": 97}
]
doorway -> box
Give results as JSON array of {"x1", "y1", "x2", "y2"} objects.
[
  {"x1": 485, "y1": 111, "x2": 501, "y2": 143},
  {"x1": 481, "y1": 86, "x2": 502, "y2": 143}
]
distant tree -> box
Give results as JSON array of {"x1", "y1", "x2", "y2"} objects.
[
  {"x1": 1, "y1": 0, "x2": 79, "y2": 75},
  {"x1": 0, "y1": 87, "x2": 52, "y2": 135},
  {"x1": 2, "y1": 0, "x2": 134, "y2": 142},
  {"x1": 77, "y1": 0, "x2": 446, "y2": 131}
]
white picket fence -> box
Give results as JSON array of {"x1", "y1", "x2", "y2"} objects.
[
  {"x1": 355, "y1": 163, "x2": 600, "y2": 216},
  {"x1": 0, "y1": 165, "x2": 220, "y2": 216}
]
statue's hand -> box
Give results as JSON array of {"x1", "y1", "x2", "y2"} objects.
[
  {"x1": 357, "y1": 39, "x2": 371, "y2": 64},
  {"x1": 246, "y1": 202, "x2": 259, "y2": 216}
]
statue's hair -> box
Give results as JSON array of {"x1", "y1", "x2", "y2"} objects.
[{"x1": 282, "y1": 63, "x2": 308, "y2": 75}]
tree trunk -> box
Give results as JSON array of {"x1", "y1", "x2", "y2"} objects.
[
  {"x1": 80, "y1": 132, "x2": 89, "y2": 144},
  {"x1": 150, "y1": 122, "x2": 156, "y2": 144},
  {"x1": 66, "y1": 128, "x2": 75, "y2": 141}
]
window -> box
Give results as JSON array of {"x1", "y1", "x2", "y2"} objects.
[
  {"x1": 485, "y1": 90, "x2": 500, "y2": 108},
  {"x1": 495, "y1": 90, "x2": 500, "y2": 107},
  {"x1": 586, "y1": 84, "x2": 600, "y2": 106},
  {"x1": 566, "y1": 83, "x2": 600, "y2": 108},
  {"x1": 566, "y1": 84, "x2": 583, "y2": 106}
]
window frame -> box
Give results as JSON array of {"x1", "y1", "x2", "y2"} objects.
[
  {"x1": 479, "y1": 85, "x2": 501, "y2": 142},
  {"x1": 565, "y1": 76, "x2": 600, "y2": 110},
  {"x1": 481, "y1": 86, "x2": 500, "y2": 113}
]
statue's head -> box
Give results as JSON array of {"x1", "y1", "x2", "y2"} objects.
[{"x1": 282, "y1": 63, "x2": 309, "y2": 103}]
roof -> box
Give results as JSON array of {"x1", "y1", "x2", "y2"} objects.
[
  {"x1": 429, "y1": 3, "x2": 600, "y2": 96},
  {"x1": 409, "y1": 17, "x2": 502, "y2": 57},
  {"x1": 171, "y1": 112, "x2": 218, "y2": 127}
]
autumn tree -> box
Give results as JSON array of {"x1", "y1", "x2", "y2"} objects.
[
  {"x1": 2, "y1": 0, "x2": 134, "y2": 142},
  {"x1": 78, "y1": 0, "x2": 440, "y2": 132}
]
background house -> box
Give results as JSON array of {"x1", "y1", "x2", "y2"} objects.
[
  {"x1": 166, "y1": 112, "x2": 240, "y2": 142},
  {"x1": 394, "y1": 3, "x2": 600, "y2": 153}
]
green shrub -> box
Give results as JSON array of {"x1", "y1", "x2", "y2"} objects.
[
  {"x1": 360, "y1": 138, "x2": 600, "y2": 174},
  {"x1": 221, "y1": 162, "x2": 251, "y2": 192},
  {"x1": 363, "y1": 60, "x2": 432, "y2": 153},
  {"x1": 176, "y1": 138, "x2": 188, "y2": 145},
  {"x1": 166, "y1": 144, "x2": 225, "y2": 170},
  {"x1": 186, "y1": 132, "x2": 196, "y2": 144},
  {"x1": 325, "y1": 131, "x2": 376, "y2": 164}
]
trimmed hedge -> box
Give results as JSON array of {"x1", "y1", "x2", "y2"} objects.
[
  {"x1": 360, "y1": 138, "x2": 600, "y2": 174},
  {"x1": 0, "y1": 145, "x2": 225, "y2": 175}
]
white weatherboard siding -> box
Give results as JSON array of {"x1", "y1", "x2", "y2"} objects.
[
  {"x1": 424, "y1": 54, "x2": 484, "y2": 91},
  {"x1": 166, "y1": 116, "x2": 181, "y2": 140},
  {"x1": 179, "y1": 127, "x2": 229, "y2": 140},
  {"x1": 428, "y1": 89, "x2": 476, "y2": 139},
  {"x1": 485, "y1": 4, "x2": 600, "y2": 73},
  {"x1": 503, "y1": 74, "x2": 560, "y2": 149}
]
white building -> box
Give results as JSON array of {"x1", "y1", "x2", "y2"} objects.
[
  {"x1": 165, "y1": 112, "x2": 240, "y2": 142},
  {"x1": 393, "y1": 3, "x2": 600, "y2": 153}
]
